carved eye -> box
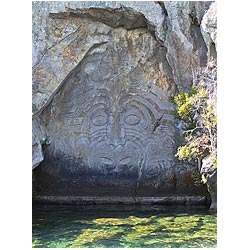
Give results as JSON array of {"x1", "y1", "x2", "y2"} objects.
[
  {"x1": 119, "y1": 156, "x2": 132, "y2": 165},
  {"x1": 124, "y1": 114, "x2": 140, "y2": 125},
  {"x1": 100, "y1": 157, "x2": 113, "y2": 165},
  {"x1": 100, "y1": 157, "x2": 115, "y2": 170},
  {"x1": 92, "y1": 114, "x2": 107, "y2": 126}
]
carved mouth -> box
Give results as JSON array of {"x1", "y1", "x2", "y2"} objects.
[
  {"x1": 98, "y1": 155, "x2": 133, "y2": 170},
  {"x1": 88, "y1": 142, "x2": 141, "y2": 172}
]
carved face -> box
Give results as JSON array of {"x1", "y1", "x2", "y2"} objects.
[
  {"x1": 81, "y1": 89, "x2": 148, "y2": 174},
  {"x1": 43, "y1": 42, "x2": 176, "y2": 191},
  {"x1": 88, "y1": 142, "x2": 141, "y2": 174}
]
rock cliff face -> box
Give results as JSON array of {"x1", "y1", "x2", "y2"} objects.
[{"x1": 32, "y1": 1, "x2": 216, "y2": 204}]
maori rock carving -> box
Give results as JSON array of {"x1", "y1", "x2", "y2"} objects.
[{"x1": 36, "y1": 31, "x2": 178, "y2": 197}]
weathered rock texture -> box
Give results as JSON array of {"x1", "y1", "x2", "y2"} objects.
[
  {"x1": 32, "y1": 1, "x2": 167, "y2": 114},
  {"x1": 164, "y1": 1, "x2": 212, "y2": 91},
  {"x1": 201, "y1": 154, "x2": 217, "y2": 210},
  {"x1": 201, "y1": 2, "x2": 217, "y2": 58},
  {"x1": 32, "y1": 1, "x2": 216, "y2": 204},
  {"x1": 32, "y1": 117, "x2": 46, "y2": 169}
]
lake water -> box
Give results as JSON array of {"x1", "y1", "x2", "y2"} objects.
[{"x1": 32, "y1": 204, "x2": 217, "y2": 248}]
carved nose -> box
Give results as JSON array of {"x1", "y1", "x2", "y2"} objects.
[
  {"x1": 108, "y1": 128, "x2": 125, "y2": 148},
  {"x1": 107, "y1": 112, "x2": 125, "y2": 147},
  {"x1": 109, "y1": 138, "x2": 125, "y2": 148}
]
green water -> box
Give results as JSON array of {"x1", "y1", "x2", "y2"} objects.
[{"x1": 32, "y1": 204, "x2": 216, "y2": 248}]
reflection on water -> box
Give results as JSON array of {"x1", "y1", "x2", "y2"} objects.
[{"x1": 32, "y1": 204, "x2": 216, "y2": 248}]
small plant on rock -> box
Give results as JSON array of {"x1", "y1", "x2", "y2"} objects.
[{"x1": 172, "y1": 60, "x2": 217, "y2": 208}]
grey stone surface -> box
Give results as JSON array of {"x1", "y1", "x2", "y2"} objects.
[
  {"x1": 32, "y1": 139, "x2": 43, "y2": 169},
  {"x1": 32, "y1": 1, "x2": 216, "y2": 200},
  {"x1": 32, "y1": 1, "x2": 166, "y2": 114},
  {"x1": 32, "y1": 117, "x2": 46, "y2": 169},
  {"x1": 33, "y1": 24, "x2": 207, "y2": 197},
  {"x1": 201, "y1": 154, "x2": 217, "y2": 210},
  {"x1": 164, "y1": 1, "x2": 212, "y2": 91},
  {"x1": 201, "y1": 2, "x2": 217, "y2": 58},
  {"x1": 32, "y1": 1, "x2": 214, "y2": 113},
  {"x1": 33, "y1": 195, "x2": 208, "y2": 206}
]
